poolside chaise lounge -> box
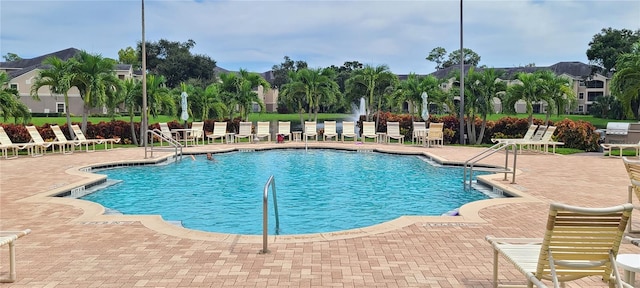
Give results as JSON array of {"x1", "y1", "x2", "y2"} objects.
[
  {"x1": 254, "y1": 121, "x2": 271, "y2": 142},
  {"x1": 386, "y1": 122, "x2": 404, "y2": 144},
  {"x1": 519, "y1": 126, "x2": 564, "y2": 154},
  {"x1": 601, "y1": 141, "x2": 640, "y2": 158},
  {"x1": 0, "y1": 229, "x2": 31, "y2": 283},
  {"x1": 492, "y1": 124, "x2": 538, "y2": 144},
  {"x1": 0, "y1": 126, "x2": 34, "y2": 159},
  {"x1": 206, "y1": 122, "x2": 227, "y2": 144},
  {"x1": 486, "y1": 202, "x2": 632, "y2": 288},
  {"x1": 341, "y1": 121, "x2": 357, "y2": 143},
  {"x1": 361, "y1": 121, "x2": 378, "y2": 143},
  {"x1": 235, "y1": 122, "x2": 253, "y2": 143},
  {"x1": 26, "y1": 125, "x2": 57, "y2": 156},
  {"x1": 50, "y1": 125, "x2": 82, "y2": 154},
  {"x1": 303, "y1": 121, "x2": 317, "y2": 141},
  {"x1": 623, "y1": 157, "x2": 640, "y2": 233},
  {"x1": 277, "y1": 121, "x2": 291, "y2": 142},
  {"x1": 71, "y1": 125, "x2": 120, "y2": 150},
  {"x1": 323, "y1": 121, "x2": 338, "y2": 141}
]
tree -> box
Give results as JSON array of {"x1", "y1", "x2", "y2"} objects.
[
  {"x1": 218, "y1": 69, "x2": 270, "y2": 120},
  {"x1": 345, "y1": 64, "x2": 398, "y2": 127},
  {"x1": 0, "y1": 72, "x2": 30, "y2": 124},
  {"x1": 119, "y1": 78, "x2": 142, "y2": 145},
  {"x1": 2, "y1": 53, "x2": 22, "y2": 62},
  {"x1": 270, "y1": 56, "x2": 308, "y2": 89},
  {"x1": 138, "y1": 39, "x2": 216, "y2": 88},
  {"x1": 396, "y1": 73, "x2": 442, "y2": 120},
  {"x1": 281, "y1": 68, "x2": 340, "y2": 122},
  {"x1": 586, "y1": 28, "x2": 640, "y2": 73},
  {"x1": 589, "y1": 95, "x2": 624, "y2": 120},
  {"x1": 118, "y1": 46, "x2": 139, "y2": 68},
  {"x1": 537, "y1": 70, "x2": 576, "y2": 123},
  {"x1": 30, "y1": 56, "x2": 75, "y2": 134},
  {"x1": 611, "y1": 41, "x2": 640, "y2": 119},
  {"x1": 70, "y1": 50, "x2": 121, "y2": 133},
  {"x1": 458, "y1": 67, "x2": 506, "y2": 144},
  {"x1": 425, "y1": 47, "x2": 447, "y2": 70},
  {"x1": 442, "y1": 48, "x2": 481, "y2": 68},
  {"x1": 279, "y1": 70, "x2": 309, "y2": 123},
  {"x1": 503, "y1": 71, "x2": 545, "y2": 126}
]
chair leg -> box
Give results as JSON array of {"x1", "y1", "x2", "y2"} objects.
[{"x1": 493, "y1": 248, "x2": 499, "y2": 288}]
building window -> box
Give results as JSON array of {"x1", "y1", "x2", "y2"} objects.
[
  {"x1": 56, "y1": 102, "x2": 65, "y2": 113},
  {"x1": 9, "y1": 83, "x2": 17, "y2": 90},
  {"x1": 587, "y1": 91, "x2": 603, "y2": 102},
  {"x1": 118, "y1": 75, "x2": 125, "y2": 80},
  {"x1": 578, "y1": 105, "x2": 584, "y2": 113},
  {"x1": 579, "y1": 92, "x2": 584, "y2": 100},
  {"x1": 585, "y1": 80, "x2": 604, "y2": 88}
]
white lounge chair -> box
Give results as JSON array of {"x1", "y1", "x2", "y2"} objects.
[
  {"x1": 207, "y1": 122, "x2": 227, "y2": 144},
  {"x1": 26, "y1": 125, "x2": 56, "y2": 156},
  {"x1": 0, "y1": 229, "x2": 31, "y2": 283},
  {"x1": 601, "y1": 141, "x2": 640, "y2": 158},
  {"x1": 235, "y1": 122, "x2": 253, "y2": 143},
  {"x1": 50, "y1": 125, "x2": 80, "y2": 154},
  {"x1": 323, "y1": 121, "x2": 338, "y2": 141},
  {"x1": 0, "y1": 126, "x2": 34, "y2": 159},
  {"x1": 361, "y1": 121, "x2": 378, "y2": 143},
  {"x1": 341, "y1": 121, "x2": 357, "y2": 143},
  {"x1": 486, "y1": 202, "x2": 632, "y2": 288},
  {"x1": 412, "y1": 121, "x2": 426, "y2": 144},
  {"x1": 71, "y1": 125, "x2": 120, "y2": 150},
  {"x1": 277, "y1": 121, "x2": 291, "y2": 142},
  {"x1": 188, "y1": 121, "x2": 205, "y2": 146},
  {"x1": 255, "y1": 121, "x2": 271, "y2": 142},
  {"x1": 386, "y1": 122, "x2": 404, "y2": 144},
  {"x1": 158, "y1": 122, "x2": 175, "y2": 146},
  {"x1": 303, "y1": 121, "x2": 317, "y2": 141}
]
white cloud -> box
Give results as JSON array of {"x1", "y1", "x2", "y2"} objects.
[{"x1": 1, "y1": 0, "x2": 639, "y2": 74}]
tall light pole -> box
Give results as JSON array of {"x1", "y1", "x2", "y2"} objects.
[
  {"x1": 459, "y1": 0, "x2": 465, "y2": 145},
  {"x1": 142, "y1": 0, "x2": 148, "y2": 155}
]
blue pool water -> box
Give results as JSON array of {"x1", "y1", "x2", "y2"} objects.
[{"x1": 82, "y1": 149, "x2": 490, "y2": 235}]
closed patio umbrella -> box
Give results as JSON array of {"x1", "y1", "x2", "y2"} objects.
[{"x1": 421, "y1": 92, "x2": 429, "y2": 121}]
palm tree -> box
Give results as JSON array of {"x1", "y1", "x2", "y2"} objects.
[
  {"x1": 0, "y1": 72, "x2": 31, "y2": 124},
  {"x1": 462, "y1": 68, "x2": 506, "y2": 144},
  {"x1": 279, "y1": 70, "x2": 309, "y2": 124},
  {"x1": 503, "y1": 71, "x2": 545, "y2": 126},
  {"x1": 30, "y1": 56, "x2": 75, "y2": 134},
  {"x1": 70, "y1": 50, "x2": 121, "y2": 133},
  {"x1": 396, "y1": 73, "x2": 442, "y2": 120},
  {"x1": 345, "y1": 64, "x2": 397, "y2": 126},
  {"x1": 611, "y1": 41, "x2": 640, "y2": 119},
  {"x1": 283, "y1": 68, "x2": 340, "y2": 122},
  {"x1": 218, "y1": 69, "x2": 270, "y2": 120},
  {"x1": 537, "y1": 70, "x2": 576, "y2": 123},
  {"x1": 119, "y1": 78, "x2": 141, "y2": 145}
]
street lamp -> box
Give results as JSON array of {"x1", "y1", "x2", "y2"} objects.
[{"x1": 459, "y1": 0, "x2": 465, "y2": 145}]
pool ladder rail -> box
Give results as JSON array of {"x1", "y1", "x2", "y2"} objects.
[
  {"x1": 260, "y1": 175, "x2": 280, "y2": 254},
  {"x1": 463, "y1": 142, "x2": 517, "y2": 190},
  {"x1": 146, "y1": 129, "x2": 183, "y2": 160}
]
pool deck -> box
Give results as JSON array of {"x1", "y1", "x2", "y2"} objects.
[{"x1": 0, "y1": 141, "x2": 637, "y2": 287}]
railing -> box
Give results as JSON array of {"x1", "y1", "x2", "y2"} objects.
[
  {"x1": 463, "y1": 142, "x2": 517, "y2": 190},
  {"x1": 145, "y1": 129, "x2": 183, "y2": 160},
  {"x1": 260, "y1": 175, "x2": 280, "y2": 254}
]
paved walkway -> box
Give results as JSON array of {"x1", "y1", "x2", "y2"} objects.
[{"x1": 0, "y1": 142, "x2": 636, "y2": 287}]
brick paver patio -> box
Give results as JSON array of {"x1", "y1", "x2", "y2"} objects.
[{"x1": 0, "y1": 142, "x2": 636, "y2": 287}]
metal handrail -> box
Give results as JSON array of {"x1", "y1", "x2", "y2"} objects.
[
  {"x1": 146, "y1": 129, "x2": 182, "y2": 160},
  {"x1": 260, "y1": 175, "x2": 280, "y2": 254},
  {"x1": 463, "y1": 142, "x2": 517, "y2": 190}
]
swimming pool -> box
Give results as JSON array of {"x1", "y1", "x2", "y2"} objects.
[{"x1": 82, "y1": 149, "x2": 490, "y2": 235}]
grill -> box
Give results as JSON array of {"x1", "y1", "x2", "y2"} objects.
[
  {"x1": 606, "y1": 122, "x2": 630, "y2": 135},
  {"x1": 605, "y1": 122, "x2": 640, "y2": 144}
]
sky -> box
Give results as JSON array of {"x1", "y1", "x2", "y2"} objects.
[{"x1": 1, "y1": 0, "x2": 639, "y2": 75}]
